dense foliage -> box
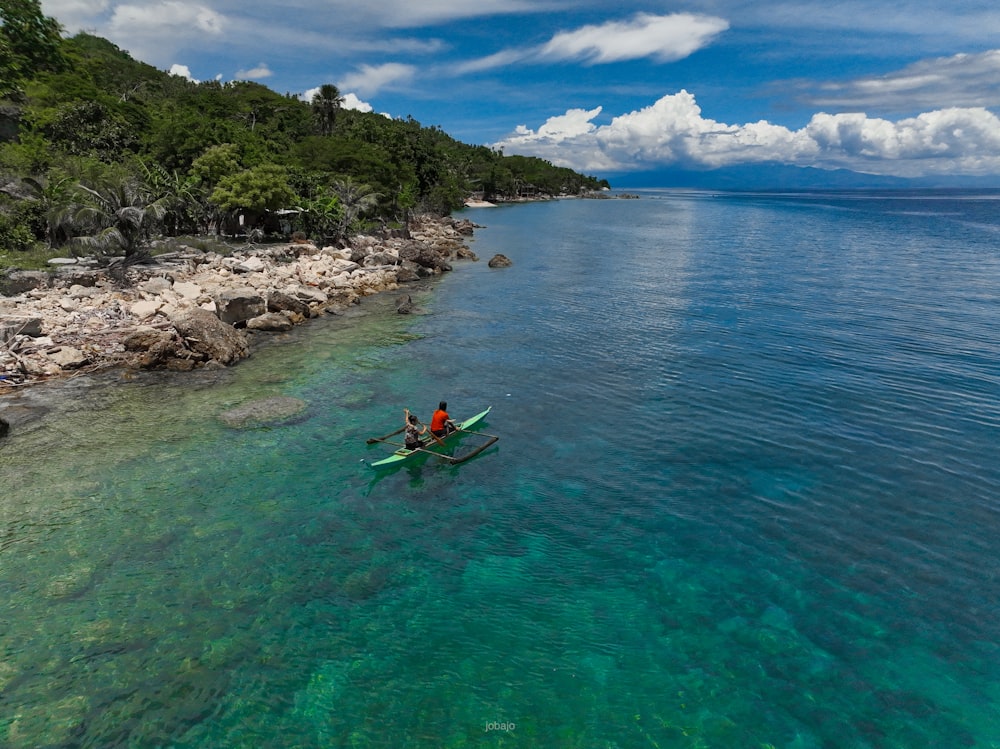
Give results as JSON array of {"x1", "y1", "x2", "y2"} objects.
[
  {"x1": 0, "y1": 6, "x2": 608, "y2": 260},
  {"x1": 0, "y1": 0, "x2": 65, "y2": 99}
]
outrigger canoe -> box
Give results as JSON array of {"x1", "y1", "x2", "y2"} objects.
[{"x1": 366, "y1": 407, "x2": 498, "y2": 468}]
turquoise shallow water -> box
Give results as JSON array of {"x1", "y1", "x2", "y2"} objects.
[{"x1": 1, "y1": 190, "x2": 999, "y2": 747}]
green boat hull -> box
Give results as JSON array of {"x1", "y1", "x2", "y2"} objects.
[{"x1": 368, "y1": 407, "x2": 493, "y2": 468}]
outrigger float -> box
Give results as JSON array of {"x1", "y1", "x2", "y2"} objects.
[{"x1": 365, "y1": 407, "x2": 498, "y2": 468}]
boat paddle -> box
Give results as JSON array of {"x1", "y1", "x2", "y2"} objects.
[{"x1": 414, "y1": 416, "x2": 447, "y2": 447}]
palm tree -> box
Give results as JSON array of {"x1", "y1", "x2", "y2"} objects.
[
  {"x1": 138, "y1": 160, "x2": 199, "y2": 236},
  {"x1": 19, "y1": 173, "x2": 77, "y2": 248},
  {"x1": 71, "y1": 173, "x2": 168, "y2": 261},
  {"x1": 331, "y1": 177, "x2": 380, "y2": 240},
  {"x1": 311, "y1": 84, "x2": 345, "y2": 136}
]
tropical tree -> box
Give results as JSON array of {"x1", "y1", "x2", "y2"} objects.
[
  {"x1": 297, "y1": 190, "x2": 343, "y2": 243},
  {"x1": 19, "y1": 171, "x2": 77, "y2": 247},
  {"x1": 187, "y1": 143, "x2": 242, "y2": 234},
  {"x1": 331, "y1": 176, "x2": 379, "y2": 240},
  {"x1": 398, "y1": 177, "x2": 418, "y2": 223},
  {"x1": 482, "y1": 163, "x2": 515, "y2": 202},
  {"x1": 70, "y1": 171, "x2": 168, "y2": 260},
  {"x1": 188, "y1": 143, "x2": 242, "y2": 188},
  {"x1": 209, "y1": 163, "x2": 298, "y2": 235},
  {"x1": 138, "y1": 159, "x2": 199, "y2": 236},
  {"x1": 0, "y1": 196, "x2": 36, "y2": 250},
  {"x1": 311, "y1": 84, "x2": 344, "y2": 136},
  {"x1": 41, "y1": 100, "x2": 138, "y2": 159},
  {"x1": 0, "y1": 0, "x2": 65, "y2": 99}
]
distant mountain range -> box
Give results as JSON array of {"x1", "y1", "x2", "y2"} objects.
[{"x1": 606, "y1": 163, "x2": 1000, "y2": 190}]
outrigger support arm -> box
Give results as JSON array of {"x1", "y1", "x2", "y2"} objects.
[
  {"x1": 439, "y1": 434, "x2": 499, "y2": 464},
  {"x1": 366, "y1": 425, "x2": 406, "y2": 444}
]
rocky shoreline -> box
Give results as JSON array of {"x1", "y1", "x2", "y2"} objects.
[{"x1": 0, "y1": 215, "x2": 481, "y2": 395}]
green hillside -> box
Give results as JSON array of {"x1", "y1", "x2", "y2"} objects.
[{"x1": 0, "y1": 2, "x2": 607, "y2": 265}]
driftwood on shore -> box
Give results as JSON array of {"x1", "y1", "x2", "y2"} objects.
[{"x1": 0, "y1": 215, "x2": 481, "y2": 391}]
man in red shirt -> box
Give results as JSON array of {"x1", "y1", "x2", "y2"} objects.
[{"x1": 430, "y1": 401, "x2": 456, "y2": 438}]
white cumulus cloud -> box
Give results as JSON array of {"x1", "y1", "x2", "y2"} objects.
[
  {"x1": 536, "y1": 106, "x2": 603, "y2": 139},
  {"x1": 494, "y1": 91, "x2": 1000, "y2": 178},
  {"x1": 169, "y1": 64, "x2": 197, "y2": 82},
  {"x1": 341, "y1": 93, "x2": 374, "y2": 113}
]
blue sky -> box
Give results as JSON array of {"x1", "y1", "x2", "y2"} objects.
[{"x1": 41, "y1": 0, "x2": 1000, "y2": 180}]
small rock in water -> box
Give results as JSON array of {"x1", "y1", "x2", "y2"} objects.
[
  {"x1": 218, "y1": 396, "x2": 308, "y2": 428},
  {"x1": 395, "y1": 294, "x2": 416, "y2": 314}
]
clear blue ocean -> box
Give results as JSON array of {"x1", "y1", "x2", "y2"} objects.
[{"x1": 1, "y1": 189, "x2": 999, "y2": 748}]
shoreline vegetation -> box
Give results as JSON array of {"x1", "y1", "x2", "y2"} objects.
[{"x1": 0, "y1": 214, "x2": 478, "y2": 397}]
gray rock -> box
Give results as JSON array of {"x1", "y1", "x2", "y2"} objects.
[
  {"x1": 123, "y1": 327, "x2": 174, "y2": 352},
  {"x1": 292, "y1": 286, "x2": 328, "y2": 304},
  {"x1": 173, "y1": 308, "x2": 250, "y2": 365},
  {"x1": 46, "y1": 346, "x2": 88, "y2": 369},
  {"x1": 173, "y1": 281, "x2": 202, "y2": 300},
  {"x1": 235, "y1": 257, "x2": 266, "y2": 273},
  {"x1": 396, "y1": 294, "x2": 415, "y2": 314},
  {"x1": 363, "y1": 251, "x2": 399, "y2": 267},
  {"x1": 398, "y1": 242, "x2": 451, "y2": 272},
  {"x1": 394, "y1": 265, "x2": 420, "y2": 283},
  {"x1": 267, "y1": 291, "x2": 311, "y2": 318},
  {"x1": 122, "y1": 327, "x2": 185, "y2": 369},
  {"x1": 215, "y1": 287, "x2": 265, "y2": 325},
  {"x1": 246, "y1": 312, "x2": 294, "y2": 331},
  {"x1": 0, "y1": 271, "x2": 49, "y2": 296},
  {"x1": 57, "y1": 270, "x2": 100, "y2": 287},
  {"x1": 68, "y1": 285, "x2": 99, "y2": 300},
  {"x1": 488, "y1": 254, "x2": 513, "y2": 268},
  {"x1": 0, "y1": 316, "x2": 43, "y2": 342},
  {"x1": 347, "y1": 247, "x2": 369, "y2": 264},
  {"x1": 218, "y1": 396, "x2": 308, "y2": 428},
  {"x1": 141, "y1": 276, "x2": 172, "y2": 294},
  {"x1": 130, "y1": 299, "x2": 162, "y2": 319},
  {"x1": 324, "y1": 289, "x2": 360, "y2": 308}
]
